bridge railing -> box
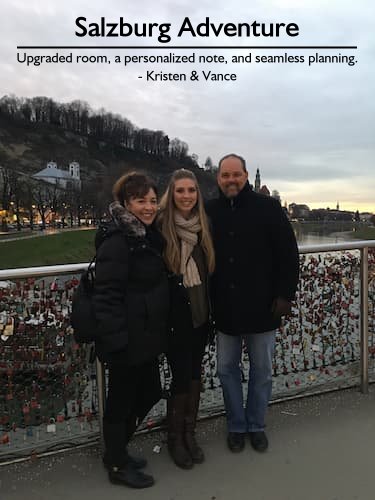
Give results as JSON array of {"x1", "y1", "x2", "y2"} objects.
[{"x1": 0, "y1": 240, "x2": 374, "y2": 463}]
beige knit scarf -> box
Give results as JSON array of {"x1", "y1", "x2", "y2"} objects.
[{"x1": 174, "y1": 212, "x2": 202, "y2": 288}]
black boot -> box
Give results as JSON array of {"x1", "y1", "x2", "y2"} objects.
[
  {"x1": 184, "y1": 380, "x2": 205, "y2": 464},
  {"x1": 167, "y1": 394, "x2": 194, "y2": 469},
  {"x1": 103, "y1": 419, "x2": 154, "y2": 488},
  {"x1": 108, "y1": 464, "x2": 154, "y2": 489},
  {"x1": 103, "y1": 450, "x2": 147, "y2": 470}
]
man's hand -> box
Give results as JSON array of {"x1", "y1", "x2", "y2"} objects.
[{"x1": 271, "y1": 297, "x2": 292, "y2": 319}]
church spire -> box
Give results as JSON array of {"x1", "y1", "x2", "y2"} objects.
[{"x1": 255, "y1": 168, "x2": 261, "y2": 193}]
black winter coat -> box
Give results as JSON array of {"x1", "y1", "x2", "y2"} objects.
[
  {"x1": 92, "y1": 220, "x2": 169, "y2": 366},
  {"x1": 205, "y1": 181, "x2": 299, "y2": 335}
]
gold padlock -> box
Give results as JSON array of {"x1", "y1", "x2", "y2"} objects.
[{"x1": 3, "y1": 317, "x2": 14, "y2": 337}]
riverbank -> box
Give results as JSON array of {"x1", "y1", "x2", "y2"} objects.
[
  {"x1": 0, "y1": 229, "x2": 95, "y2": 269},
  {"x1": 329, "y1": 228, "x2": 375, "y2": 241},
  {"x1": 1, "y1": 226, "x2": 374, "y2": 271},
  {"x1": 350, "y1": 226, "x2": 375, "y2": 240}
]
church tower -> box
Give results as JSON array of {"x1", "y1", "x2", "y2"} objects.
[{"x1": 255, "y1": 168, "x2": 261, "y2": 193}]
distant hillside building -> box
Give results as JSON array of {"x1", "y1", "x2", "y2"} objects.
[
  {"x1": 33, "y1": 161, "x2": 81, "y2": 190},
  {"x1": 310, "y1": 208, "x2": 354, "y2": 221},
  {"x1": 289, "y1": 203, "x2": 311, "y2": 220},
  {"x1": 254, "y1": 169, "x2": 281, "y2": 201},
  {"x1": 360, "y1": 212, "x2": 375, "y2": 222}
]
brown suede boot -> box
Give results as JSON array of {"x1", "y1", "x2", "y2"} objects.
[
  {"x1": 184, "y1": 380, "x2": 205, "y2": 464},
  {"x1": 167, "y1": 394, "x2": 194, "y2": 469}
]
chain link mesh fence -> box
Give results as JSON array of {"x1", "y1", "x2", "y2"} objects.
[{"x1": 1, "y1": 248, "x2": 374, "y2": 462}]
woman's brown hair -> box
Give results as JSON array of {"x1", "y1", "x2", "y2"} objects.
[{"x1": 112, "y1": 172, "x2": 158, "y2": 205}]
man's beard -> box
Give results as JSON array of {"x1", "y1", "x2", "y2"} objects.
[{"x1": 224, "y1": 185, "x2": 240, "y2": 198}]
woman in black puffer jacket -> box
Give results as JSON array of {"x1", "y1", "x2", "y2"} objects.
[{"x1": 92, "y1": 172, "x2": 169, "y2": 489}]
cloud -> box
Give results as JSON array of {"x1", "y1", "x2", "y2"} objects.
[{"x1": 0, "y1": 0, "x2": 374, "y2": 211}]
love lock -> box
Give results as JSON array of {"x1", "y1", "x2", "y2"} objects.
[
  {"x1": 3, "y1": 317, "x2": 15, "y2": 337},
  {"x1": 47, "y1": 418, "x2": 56, "y2": 433}
]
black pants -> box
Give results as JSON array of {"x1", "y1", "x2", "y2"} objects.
[
  {"x1": 103, "y1": 358, "x2": 162, "y2": 466},
  {"x1": 167, "y1": 323, "x2": 208, "y2": 395},
  {"x1": 105, "y1": 358, "x2": 162, "y2": 424}
]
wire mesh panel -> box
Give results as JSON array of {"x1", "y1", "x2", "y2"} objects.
[
  {"x1": 0, "y1": 275, "x2": 98, "y2": 461},
  {"x1": 0, "y1": 247, "x2": 374, "y2": 462},
  {"x1": 154, "y1": 249, "x2": 375, "y2": 419}
]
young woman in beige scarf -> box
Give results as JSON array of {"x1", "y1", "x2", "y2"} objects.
[{"x1": 159, "y1": 169, "x2": 215, "y2": 470}]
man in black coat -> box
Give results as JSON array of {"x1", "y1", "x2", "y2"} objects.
[{"x1": 205, "y1": 154, "x2": 299, "y2": 453}]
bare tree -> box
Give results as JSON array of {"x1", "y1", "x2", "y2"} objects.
[
  {"x1": 0, "y1": 166, "x2": 12, "y2": 212},
  {"x1": 33, "y1": 183, "x2": 50, "y2": 230},
  {"x1": 170, "y1": 138, "x2": 189, "y2": 159},
  {"x1": 204, "y1": 157, "x2": 213, "y2": 170}
]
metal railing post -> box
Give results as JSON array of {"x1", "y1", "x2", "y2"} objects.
[
  {"x1": 360, "y1": 246, "x2": 369, "y2": 394},
  {"x1": 95, "y1": 358, "x2": 106, "y2": 452}
]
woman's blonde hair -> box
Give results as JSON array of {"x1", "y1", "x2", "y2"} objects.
[{"x1": 159, "y1": 169, "x2": 215, "y2": 275}]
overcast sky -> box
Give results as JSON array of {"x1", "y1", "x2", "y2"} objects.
[{"x1": 1, "y1": 0, "x2": 374, "y2": 211}]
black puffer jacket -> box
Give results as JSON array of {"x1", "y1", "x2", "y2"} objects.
[
  {"x1": 92, "y1": 209, "x2": 169, "y2": 366},
  {"x1": 205, "y1": 181, "x2": 299, "y2": 335}
]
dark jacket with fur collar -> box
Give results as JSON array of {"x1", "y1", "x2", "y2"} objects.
[{"x1": 92, "y1": 203, "x2": 169, "y2": 366}]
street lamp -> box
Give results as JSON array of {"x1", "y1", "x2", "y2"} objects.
[
  {"x1": 31, "y1": 205, "x2": 36, "y2": 230},
  {"x1": 9, "y1": 201, "x2": 15, "y2": 226}
]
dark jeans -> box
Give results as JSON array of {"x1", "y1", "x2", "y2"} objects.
[
  {"x1": 167, "y1": 323, "x2": 208, "y2": 395},
  {"x1": 217, "y1": 330, "x2": 275, "y2": 433}
]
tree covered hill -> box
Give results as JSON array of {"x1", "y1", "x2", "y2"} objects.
[{"x1": 0, "y1": 95, "x2": 217, "y2": 213}]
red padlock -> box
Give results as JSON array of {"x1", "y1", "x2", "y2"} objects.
[{"x1": 0, "y1": 434, "x2": 10, "y2": 445}]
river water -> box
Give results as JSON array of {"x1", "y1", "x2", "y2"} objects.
[{"x1": 294, "y1": 223, "x2": 356, "y2": 246}]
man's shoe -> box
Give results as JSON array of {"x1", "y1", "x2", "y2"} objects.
[
  {"x1": 108, "y1": 463, "x2": 154, "y2": 488},
  {"x1": 249, "y1": 431, "x2": 268, "y2": 452},
  {"x1": 227, "y1": 432, "x2": 245, "y2": 453}
]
